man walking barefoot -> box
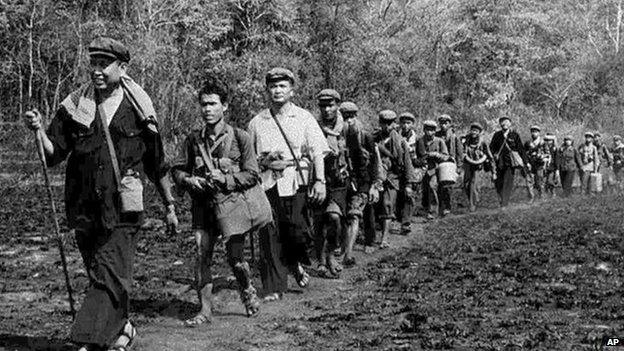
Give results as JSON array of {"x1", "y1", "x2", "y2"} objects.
[{"x1": 171, "y1": 77, "x2": 263, "y2": 325}]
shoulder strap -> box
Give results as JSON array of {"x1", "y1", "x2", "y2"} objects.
[
  {"x1": 270, "y1": 109, "x2": 307, "y2": 186},
  {"x1": 223, "y1": 125, "x2": 235, "y2": 158},
  {"x1": 494, "y1": 132, "x2": 509, "y2": 158},
  {"x1": 97, "y1": 103, "x2": 122, "y2": 191},
  {"x1": 196, "y1": 137, "x2": 217, "y2": 174}
]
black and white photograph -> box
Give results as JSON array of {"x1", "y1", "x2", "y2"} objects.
[{"x1": 1, "y1": 0, "x2": 624, "y2": 350}]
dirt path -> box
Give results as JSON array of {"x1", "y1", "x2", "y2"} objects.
[
  {"x1": 133, "y1": 219, "x2": 427, "y2": 351},
  {"x1": 1, "y1": 184, "x2": 573, "y2": 351}
]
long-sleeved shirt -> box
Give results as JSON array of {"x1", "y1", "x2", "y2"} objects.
[
  {"x1": 463, "y1": 135, "x2": 494, "y2": 171},
  {"x1": 170, "y1": 124, "x2": 260, "y2": 230},
  {"x1": 489, "y1": 129, "x2": 526, "y2": 169},
  {"x1": 578, "y1": 143, "x2": 600, "y2": 172},
  {"x1": 524, "y1": 137, "x2": 550, "y2": 169},
  {"x1": 248, "y1": 102, "x2": 329, "y2": 196},
  {"x1": 557, "y1": 145, "x2": 582, "y2": 172},
  {"x1": 544, "y1": 143, "x2": 558, "y2": 172},
  {"x1": 435, "y1": 128, "x2": 463, "y2": 167},
  {"x1": 46, "y1": 94, "x2": 167, "y2": 230},
  {"x1": 611, "y1": 144, "x2": 624, "y2": 169},
  {"x1": 374, "y1": 129, "x2": 418, "y2": 189},
  {"x1": 401, "y1": 129, "x2": 418, "y2": 161},
  {"x1": 343, "y1": 121, "x2": 381, "y2": 192},
  {"x1": 170, "y1": 124, "x2": 260, "y2": 195},
  {"x1": 415, "y1": 135, "x2": 449, "y2": 170},
  {"x1": 595, "y1": 142, "x2": 613, "y2": 168}
]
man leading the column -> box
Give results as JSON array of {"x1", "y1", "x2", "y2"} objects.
[{"x1": 23, "y1": 37, "x2": 178, "y2": 351}]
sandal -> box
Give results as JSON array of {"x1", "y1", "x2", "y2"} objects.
[
  {"x1": 107, "y1": 322, "x2": 136, "y2": 351},
  {"x1": 184, "y1": 313, "x2": 211, "y2": 327},
  {"x1": 240, "y1": 286, "x2": 260, "y2": 317},
  {"x1": 263, "y1": 292, "x2": 282, "y2": 303},
  {"x1": 293, "y1": 264, "x2": 310, "y2": 288}
]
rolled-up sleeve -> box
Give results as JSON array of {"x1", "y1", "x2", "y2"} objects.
[
  {"x1": 223, "y1": 129, "x2": 260, "y2": 192},
  {"x1": 304, "y1": 113, "x2": 330, "y2": 161},
  {"x1": 45, "y1": 108, "x2": 73, "y2": 167}
]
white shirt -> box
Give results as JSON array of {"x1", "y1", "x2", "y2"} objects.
[
  {"x1": 248, "y1": 102, "x2": 330, "y2": 197},
  {"x1": 101, "y1": 87, "x2": 124, "y2": 127}
]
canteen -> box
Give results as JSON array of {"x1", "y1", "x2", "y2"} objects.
[
  {"x1": 438, "y1": 161, "x2": 458, "y2": 185},
  {"x1": 589, "y1": 172, "x2": 603, "y2": 193}
]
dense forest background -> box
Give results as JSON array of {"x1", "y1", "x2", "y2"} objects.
[{"x1": 2, "y1": 0, "x2": 624, "y2": 151}]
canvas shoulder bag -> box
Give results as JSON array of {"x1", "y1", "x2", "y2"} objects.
[
  {"x1": 494, "y1": 132, "x2": 524, "y2": 169},
  {"x1": 196, "y1": 125, "x2": 272, "y2": 239}
]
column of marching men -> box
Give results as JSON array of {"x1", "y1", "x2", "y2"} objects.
[{"x1": 21, "y1": 37, "x2": 624, "y2": 351}]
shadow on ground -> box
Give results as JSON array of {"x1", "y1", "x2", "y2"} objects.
[{"x1": 0, "y1": 334, "x2": 72, "y2": 351}]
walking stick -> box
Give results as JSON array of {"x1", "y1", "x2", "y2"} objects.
[{"x1": 34, "y1": 130, "x2": 76, "y2": 318}]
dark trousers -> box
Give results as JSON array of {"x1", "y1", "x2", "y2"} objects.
[
  {"x1": 421, "y1": 172, "x2": 439, "y2": 214},
  {"x1": 495, "y1": 167, "x2": 516, "y2": 206},
  {"x1": 265, "y1": 186, "x2": 311, "y2": 269},
  {"x1": 463, "y1": 166, "x2": 480, "y2": 209},
  {"x1": 396, "y1": 189, "x2": 414, "y2": 229},
  {"x1": 545, "y1": 170, "x2": 558, "y2": 195},
  {"x1": 437, "y1": 184, "x2": 452, "y2": 212},
  {"x1": 560, "y1": 170, "x2": 577, "y2": 197},
  {"x1": 258, "y1": 222, "x2": 288, "y2": 295},
  {"x1": 71, "y1": 220, "x2": 140, "y2": 347},
  {"x1": 527, "y1": 167, "x2": 545, "y2": 198},
  {"x1": 362, "y1": 203, "x2": 376, "y2": 245},
  {"x1": 579, "y1": 170, "x2": 592, "y2": 194}
]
